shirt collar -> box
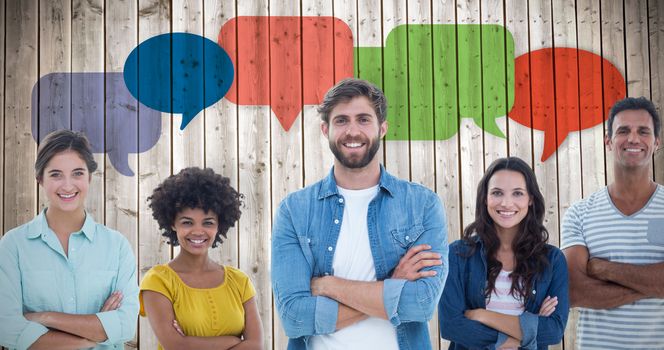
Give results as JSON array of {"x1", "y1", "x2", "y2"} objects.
[
  {"x1": 27, "y1": 208, "x2": 97, "y2": 241},
  {"x1": 318, "y1": 164, "x2": 396, "y2": 200}
]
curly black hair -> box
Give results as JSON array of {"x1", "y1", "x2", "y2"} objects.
[{"x1": 148, "y1": 167, "x2": 243, "y2": 247}]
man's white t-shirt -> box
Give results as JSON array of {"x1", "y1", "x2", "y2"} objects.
[{"x1": 310, "y1": 185, "x2": 399, "y2": 350}]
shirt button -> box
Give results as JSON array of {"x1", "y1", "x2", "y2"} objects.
[
  {"x1": 338, "y1": 198, "x2": 344, "y2": 203},
  {"x1": 307, "y1": 238, "x2": 311, "y2": 243},
  {"x1": 327, "y1": 246, "x2": 333, "y2": 252},
  {"x1": 334, "y1": 219, "x2": 339, "y2": 224},
  {"x1": 324, "y1": 272, "x2": 330, "y2": 276},
  {"x1": 405, "y1": 236, "x2": 410, "y2": 241},
  {"x1": 532, "y1": 290, "x2": 536, "y2": 294}
]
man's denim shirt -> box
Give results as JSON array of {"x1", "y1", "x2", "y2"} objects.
[
  {"x1": 271, "y1": 166, "x2": 449, "y2": 350},
  {"x1": 438, "y1": 238, "x2": 569, "y2": 350}
]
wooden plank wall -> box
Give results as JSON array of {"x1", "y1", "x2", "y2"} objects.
[{"x1": 2, "y1": 1, "x2": 663, "y2": 349}]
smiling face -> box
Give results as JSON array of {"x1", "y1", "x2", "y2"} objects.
[
  {"x1": 486, "y1": 170, "x2": 531, "y2": 237},
  {"x1": 40, "y1": 150, "x2": 90, "y2": 215},
  {"x1": 321, "y1": 96, "x2": 387, "y2": 170},
  {"x1": 172, "y1": 207, "x2": 219, "y2": 255},
  {"x1": 606, "y1": 109, "x2": 660, "y2": 170}
]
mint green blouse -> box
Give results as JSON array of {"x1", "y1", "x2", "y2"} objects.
[{"x1": 0, "y1": 209, "x2": 139, "y2": 349}]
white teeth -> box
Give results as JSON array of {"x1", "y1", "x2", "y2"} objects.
[
  {"x1": 344, "y1": 143, "x2": 363, "y2": 148},
  {"x1": 188, "y1": 239, "x2": 206, "y2": 244},
  {"x1": 498, "y1": 211, "x2": 516, "y2": 216},
  {"x1": 625, "y1": 148, "x2": 641, "y2": 153},
  {"x1": 59, "y1": 193, "x2": 76, "y2": 199}
]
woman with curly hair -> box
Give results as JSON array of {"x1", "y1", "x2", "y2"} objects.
[
  {"x1": 439, "y1": 157, "x2": 569, "y2": 350},
  {"x1": 140, "y1": 167, "x2": 262, "y2": 350}
]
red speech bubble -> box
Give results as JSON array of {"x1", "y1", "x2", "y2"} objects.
[
  {"x1": 218, "y1": 16, "x2": 354, "y2": 131},
  {"x1": 508, "y1": 48, "x2": 626, "y2": 161}
]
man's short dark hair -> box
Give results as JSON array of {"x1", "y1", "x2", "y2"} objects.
[
  {"x1": 607, "y1": 97, "x2": 661, "y2": 138},
  {"x1": 318, "y1": 78, "x2": 387, "y2": 124}
]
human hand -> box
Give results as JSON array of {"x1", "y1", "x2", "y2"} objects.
[
  {"x1": 498, "y1": 335, "x2": 520, "y2": 350},
  {"x1": 100, "y1": 291, "x2": 123, "y2": 312},
  {"x1": 538, "y1": 296, "x2": 558, "y2": 316},
  {"x1": 173, "y1": 319, "x2": 185, "y2": 336},
  {"x1": 391, "y1": 244, "x2": 441, "y2": 280}
]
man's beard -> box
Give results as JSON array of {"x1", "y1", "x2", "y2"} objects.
[{"x1": 329, "y1": 135, "x2": 381, "y2": 169}]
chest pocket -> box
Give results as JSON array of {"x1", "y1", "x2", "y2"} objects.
[
  {"x1": 390, "y1": 224, "x2": 425, "y2": 249},
  {"x1": 647, "y1": 218, "x2": 664, "y2": 246}
]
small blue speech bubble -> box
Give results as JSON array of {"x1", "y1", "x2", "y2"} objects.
[
  {"x1": 123, "y1": 32, "x2": 234, "y2": 130},
  {"x1": 31, "y1": 72, "x2": 162, "y2": 176}
]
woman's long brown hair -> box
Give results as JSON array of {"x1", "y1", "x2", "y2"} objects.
[{"x1": 462, "y1": 157, "x2": 550, "y2": 302}]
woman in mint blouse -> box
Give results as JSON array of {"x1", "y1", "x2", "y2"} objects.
[{"x1": 0, "y1": 130, "x2": 139, "y2": 350}]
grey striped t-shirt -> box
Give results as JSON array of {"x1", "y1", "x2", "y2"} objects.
[{"x1": 561, "y1": 185, "x2": 664, "y2": 350}]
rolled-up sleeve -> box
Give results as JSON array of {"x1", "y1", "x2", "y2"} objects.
[
  {"x1": 271, "y1": 199, "x2": 339, "y2": 338},
  {"x1": 439, "y1": 243, "x2": 501, "y2": 348},
  {"x1": 383, "y1": 194, "x2": 449, "y2": 326},
  {"x1": 0, "y1": 235, "x2": 49, "y2": 350},
  {"x1": 96, "y1": 238, "x2": 139, "y2": 345}
]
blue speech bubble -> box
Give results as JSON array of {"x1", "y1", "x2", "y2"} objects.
[
  {"x1": 31, "y1": 72, "x2": 162, "y2": 176},
  {"x1": 123, "y1": 32, "x2": 234, "y2": 130}
]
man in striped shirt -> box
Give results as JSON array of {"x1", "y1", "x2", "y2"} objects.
[{"x1": 562, "y1": 97, "x2": 664, "y2": 349}]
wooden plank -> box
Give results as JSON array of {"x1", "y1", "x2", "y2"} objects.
[
  {"x1": 625, "y1": 0, "x2": 650, "y2": 98},
  {"x1": 651, "y1": 0, "x2": 664, "y2": 185},
  {"x1": 203, "y1": 0, "x2": 238, "y2": 277},
  {"x1": 551, "y1": 0, "x2": 582, "y2": 242},
  {"x1": 136, "y1": 1, "x2": 172, "y2": 349},
  {"x1": 355, "y1": 0, "x2": 384, "y2": 171},
  {"x1": 172, "y1": 0, "x2": 205, "y2": 171},
  {"x1": 407, "y1": 0, "x2": 436, "y2": 184},
  {"x1": 528, "y1": 0, "x2": 559, "y2": 247},
  {"x1": 302, "y1": 0, "x2": 337, "y2": 187},
  {"x1": 480, "y1": 0, "x2": 508, "y2": 163},
  {"x1": 577, "y1": 0, "x2": 606, "y2": 197},
  {"x1": 601, "y1": 0, "x2": 626, "y2": 186},
  {"x1": 624, "y1": 0, "x2": 653, "y2": 179},
  {"x1": 37, "y1": 0, "x2": 71, "y2": 213},
  {"x1": 432, "y1": 2, "x2": 458, "y2": 349},
  {"x1": 4, "y1": 0, "x2": 38, "y2": 230},
  {"x1": 550, "y1": 2, "x2": 580, "y2": 350},
  {"x1": 505, "y1": 0, "x2": 533, "y2": 163},
  {"x1": 432, "y1": 0, "x2": 460, "y2": 240},
  {"x1": 457, "y1": 0, "x2": 484, "y2": 230},
  {"x1": 236, "y1": 1, "x2": 272, "y2": 349},
  {"x1": 104, "y1": 1, "x2": 138, "y2": 348},
  {"x1": 269, "y1": 3, "x2": 303, "y2": 349},
  {"x1": 72, "y1": 0, "x2": 105, "y2": 221},
  {"x1": 382, "y1": 0, "x2": 410, "y2": 179},
  {"x1": 405, "y1": 1, "x2": 437, "y2": 347}
]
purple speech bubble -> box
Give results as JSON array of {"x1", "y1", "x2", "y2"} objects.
[{"x1": 31, "y1": 72, "x2": 162, "y2": 176}]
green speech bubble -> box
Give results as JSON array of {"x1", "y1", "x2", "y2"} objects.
[{"x1": 356, "y1": 24, "x2": 515, "y2": 140}]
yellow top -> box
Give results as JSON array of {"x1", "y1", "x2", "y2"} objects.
[{"x1": 139, "y1": 264, "x2": 255, "y2": 348}]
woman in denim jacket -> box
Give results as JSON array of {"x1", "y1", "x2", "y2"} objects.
[{"x1": 439, "y1": 157, "x2": 569, "y2": 350}]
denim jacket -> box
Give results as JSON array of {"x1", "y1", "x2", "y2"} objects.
[
  {"x1": 271, "y1": 166, "x2": 449, "y2": 350},
  {"x1": 438, "y1": 238, "x2": 569, "y2": 350}
]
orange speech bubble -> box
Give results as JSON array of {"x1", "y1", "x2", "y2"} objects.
[
  {"x1": 508, "y1": 48, "x2": 626, "y2": 161},
  {"x1": 218, "y1": 16, "x2": 355, "y2": 131}
]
